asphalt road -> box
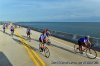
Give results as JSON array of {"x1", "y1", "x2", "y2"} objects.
[{"x1": 0, "y1": 25, "x2": 100, "y2": 66}]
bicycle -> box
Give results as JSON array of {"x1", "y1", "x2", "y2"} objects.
[
  {"x1": 26, "y1": 33, "x2": 31, "y2": 42},
  {"x1": 11, "y1": 31, "x2": 14, "y2": 37},
  {"x1": 74, "y1": 44, "x2": 97, "y2": 59},
  {"x1": 39, "y1": 42, "x2": 50, "y2": 58}
]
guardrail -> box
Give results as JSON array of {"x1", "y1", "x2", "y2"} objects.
[{"x1": 14, "y1": 23, "x2": 100, "y2": 51}]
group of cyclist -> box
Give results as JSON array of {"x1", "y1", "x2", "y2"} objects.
[
  {"x1": 2, "y1": 23, "x2": 14, "y2": 36},
  {"x1": 25, "y1": 28, "x2": 51, "y2": 51},
  {"x1": 2, "y1": 23, "x2": 91, "y2": 53}
]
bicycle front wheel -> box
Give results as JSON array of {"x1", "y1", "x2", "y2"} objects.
[
  {"x1": 86, "y1": 49, "x2": 97, "y2": 59},
  {"x1": 44, "y1": 47, "x2": 50, "y2": 58}
]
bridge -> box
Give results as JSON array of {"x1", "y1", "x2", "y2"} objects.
[{"x1": 0, "y1": 24, "x2": 100, "y2": 66}]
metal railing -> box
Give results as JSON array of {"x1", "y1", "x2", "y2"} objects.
[{"x1": 14, "y1": 23, "x2": 100, "y2": 51}]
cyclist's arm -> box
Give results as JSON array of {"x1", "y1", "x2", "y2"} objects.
[{"x1": 40, "y1": 36, "x2": 44, "y2": 43}]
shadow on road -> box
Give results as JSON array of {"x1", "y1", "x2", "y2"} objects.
[
  {"x1": 49, "y1": 43, "x2": 75, "y2": 54},
  {"x1": 0, "y1": 52, "x2": 13, "y2": 66},
  {"x1": 21, "y1": 35, "x2": 40, "y2": 43},
  {"x1": 0, "y1": 30, "x2": 11, "y2": 36},
  {"x1": 12, "y1": 37, "x2": 38, "y2": 51},
  {"x1": 12, "y1": 38, "x2": 21, "y2": 45}
]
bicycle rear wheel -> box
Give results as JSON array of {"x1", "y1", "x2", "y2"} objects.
[
  {"x1": 44, "y1": 47, "x2": 50, "y2": 58},
  {"x1": 74, "y1": 44, "x2": 80, "y2": 53},
  {"x1": 86, "y1": 48, "x2": 97, "y2": 59}
]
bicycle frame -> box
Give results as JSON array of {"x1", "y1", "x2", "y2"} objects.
[{"x1": 74, "y1": 44, "x2": 97, "y2": 59}]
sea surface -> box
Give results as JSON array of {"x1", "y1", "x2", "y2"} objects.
[{"x1": 15, "y1": 22, "x2": 100, "y2": 38}]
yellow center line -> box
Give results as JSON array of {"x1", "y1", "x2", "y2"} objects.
[
  {"x1": 15, "y1": 31, "x2": 40, "y2": 66},
  {"x1": 15, "y1": 30, "x2": 46, "y2": 66},
  {"x1": 24, "y1": 45, "x2": 40, "y2": 66}
]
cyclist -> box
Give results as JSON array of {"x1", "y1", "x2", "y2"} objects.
[
  {"x1": 39, "y1": 31, "x2": 48, "y2": 52},
  {"x1": 10, "y1": 26, "x2": 14, "y2": 36},
  {"x1": 3, "y1": 24, "x2": 6, "y2": 33},
  {"x1": 78, "y1": 36, "x2": 91, "y2": 53},
  {"x1": 26, "y1": 28, "x2": 31, "y2": 39}
]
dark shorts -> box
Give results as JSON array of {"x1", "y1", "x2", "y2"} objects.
[
  {"x1": 39, "y1": 38, "x2": 46, "y2": 44},
  {"x1": 78, "y1": 40, "x2": 85, "y2": 46},
  {"x1": 27, "y1": 32, "x2": 30, "y2": 35},
  {"x1": 11, "y1": 30, "x2": 14, "y2": 32},
  {"x1": 3, "y1": 28, "x2": 5, "y2": 29}
]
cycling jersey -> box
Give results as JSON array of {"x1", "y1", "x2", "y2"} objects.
[
  {"x1": 39, "y1": 34, "x2": 47, "y2": 42},
  {"x1": 78, "y1": 38, "x2": 88, "y2": 43},
  {"x1": 10, "y1": 26, "x2": 14, "y2": 31},
  {"x1": 26, "y1": 28, "x2": 31, "y2": 35}
]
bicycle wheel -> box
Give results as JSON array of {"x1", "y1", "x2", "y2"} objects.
[
  {"x1": 86, "y1": 48, "x2": 97, "y2": 59},
  {"x1": 74, "y1": 44, "x2": 80, "y2": 53},
  {"x1": 44, "y1": 47, "x2": 50, "y2": 58}
]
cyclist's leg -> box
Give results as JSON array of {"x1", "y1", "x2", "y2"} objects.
[
  {"x1": 11, "y1": 31, "x2": 13, "y2": 36},
  {"x1": 29, "y1": 33, "x2": 31, "y2": 39},
  {"x1": 27, "y1": 34, "x2": 29, "y2": 38},
  {"x1": 12, "y1": 31, "x2": 14, "y2": 34},
  {"x1": 3, "y1": 29, "x2": 5, "y2": 33},
  {"x1": 78, "y1": 41, "x2": 82, "y2": 51},
  {"x1": 39, "y1": 39, "x2": 43, "y2": 52},
  {"x1": 40, "y1": 42, "x2": 44, "y2": 52},
  {"x1": 12, "y1": 30, "x2": 14, "y2": 35}
]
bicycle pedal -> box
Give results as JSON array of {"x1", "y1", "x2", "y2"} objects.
[
  {"x1": 40, "y1": 50, "x2": 43, "y2": 52},
  {"x1": 80, "y1": 52, "x2": 83, "y2": 54}
]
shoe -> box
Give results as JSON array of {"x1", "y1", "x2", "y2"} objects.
[
  {"x1": 80, "y1": 51, "x2": 83, "y2": 54},
  {"x1": 40, "y1": 48, "x2": 43, "y2": 52}
]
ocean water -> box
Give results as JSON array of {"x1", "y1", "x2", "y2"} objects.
[{"x1": 15, "y1": 22, "x2": 100, "y2": 38}]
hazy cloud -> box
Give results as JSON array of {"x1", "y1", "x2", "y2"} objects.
[{"x1": 0, "y1": 0, "x2": 100, "y2": 22}]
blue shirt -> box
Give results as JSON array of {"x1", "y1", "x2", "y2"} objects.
[
  {"x1": 39, "y1": 34, "x2": 47, "y2": 41},
  {"x1": 78, "y1": 38, "x2": 88, "y2": 43}
]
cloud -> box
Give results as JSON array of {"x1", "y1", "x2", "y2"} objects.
[{"x1": 0, "y1": 0, "x2": 100, "y2": 22}]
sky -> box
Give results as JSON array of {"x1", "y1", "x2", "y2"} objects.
[{"x1": 0, "y1": 0, "x2": 100, "y2": 22}]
